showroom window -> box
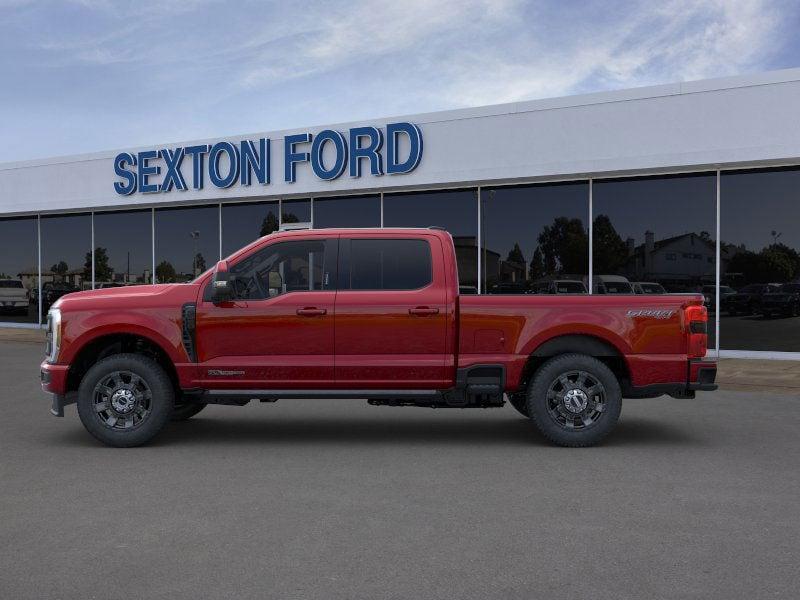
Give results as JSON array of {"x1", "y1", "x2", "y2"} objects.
[
  {"x1": 592, "y1": 173, "x2": 717, "y2": 346},
  {"x1": 222, "y1": 201, "x2": 279, "y2": 257},
  {"x1": 480, "y1": 182, "x2": 589, "y2": 294},
  {"x1": 721, "y1": 167, "x2": 800, "y2": 352},
  {"x1": 154, "y1": 205, "x2": 219, "y2": 283},
  {"x1": 40, "y1": 213, "x2": 92, "y2": 321},
  {"x1": 0, "y1": 216, "x2": 39, "y2": 324},
  {"x1": 383, "y1": 189, "x2": 478, "y2": 291},
  {"x1": 93, "y1": 209, "x2": 153, "y2": 285},
  {"x1": 282, "y1": 199, "x2": 311, "y2": 225},
  {"x1": 313, "y1": 195, "x2": 381, "y2": 228}
]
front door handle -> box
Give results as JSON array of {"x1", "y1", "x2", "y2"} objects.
[
  {"x1": 409, "y1": 306, "x2": 439, "y2": 316},
  {"x1": 297, "y1": 307, "x2": 327, "y2": 316}
]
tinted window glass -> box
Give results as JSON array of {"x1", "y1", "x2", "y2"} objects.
[
  {"x1": 222, "y1": 201, "x2": 279, "y2": 256},
  {"x1": 313, "y1": 195, "x2": 381, "y2": 228},
  {"x1": 93, "y1": 210, "x2": 153, "y2": 285},
  {"x1": 593, "y1": 173, "x2": 716, "y2": 347},
  {"x1": 345, "y1": 239, "x2": 432, "y2": 290},
  {"x1": 0, "y1": 216, "x2": 38, "y2": 323},
  {"x1": 282, "y1": 199, "x2": 311, "y2": 224},
  {"x1": 230, "y1": 240, "x2": 330, "y2": 299},
  {"x1": 481, "y1": 182, "x2": 589, "y2": 294},
  {"x1": 721, "y1": 168, "x2": 800, "y2": 351},
  {"x1": 383, "y1": 189, "x2": 477, "y2": 291},
  {"x1": 155, "y1": 205, "x2": 219, "y2": 283},
  {"x1": 40, "y1": 213, "x2": 91, "y2": 319}
]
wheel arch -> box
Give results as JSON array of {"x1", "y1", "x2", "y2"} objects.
[
  {"x1": 66, "y1": 330, "x2": 180, "y2": 394},
  {"x1": 517, "y1": 333, "x2": 630, "y2": 393}
]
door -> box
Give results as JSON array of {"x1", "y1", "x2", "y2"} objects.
[
  {"x1": 334, "y1": 235, "x2": 449, "y2": 388},
  {"x1": 195, "y1": 237, "x2": 337, "y2": 388}
]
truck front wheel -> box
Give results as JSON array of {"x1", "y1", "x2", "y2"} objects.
[
  {"x1": 526, "y1": 354, "x2": 622, "y2": 447},
  {"x1": 76, "y1": 353, "x2": 174, "y2": 447},
  {"x1": 171, "y1": 399, "x2": 207, "y2": 421}
]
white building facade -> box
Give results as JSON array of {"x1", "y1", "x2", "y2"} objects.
[{"x1": 2, "y1": 68, "x2": 800, "y2": 359}]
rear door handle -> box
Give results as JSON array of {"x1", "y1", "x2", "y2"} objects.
[
  {"x1": 297, "y1": 307, "x2": 327, "y2": 316},
  {"x1": 409, "y1": 307, "x2": 439, "y2": 316}
]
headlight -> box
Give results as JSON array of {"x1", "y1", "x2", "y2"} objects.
[{"x1": 45, "y1": 308, "x2": 62, "y2": 363}]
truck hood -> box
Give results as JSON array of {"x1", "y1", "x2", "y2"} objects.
[{"x1": 53, "y1": 283, "x2": 199, "y2": 310}]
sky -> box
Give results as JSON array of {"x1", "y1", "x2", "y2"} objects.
[{"x1": 1, "y1": 0, "x2": 799, "y2": 163}]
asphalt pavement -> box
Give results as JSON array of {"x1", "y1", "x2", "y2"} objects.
[{"x1": 1, "y1": 341, "x2": 798, "y2": 600}]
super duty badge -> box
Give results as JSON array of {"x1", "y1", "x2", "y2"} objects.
[{"x1": 626, "y1": 309, "x2": 676, "y2": 319}]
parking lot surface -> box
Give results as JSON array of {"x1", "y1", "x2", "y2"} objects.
[{"x1": 1, "y1": 341, "x2": 799, "y2": 600}]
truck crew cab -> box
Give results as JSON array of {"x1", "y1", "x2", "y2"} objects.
[{"x1": 41, "y1": 227, "x2": 717, "y2": 447}]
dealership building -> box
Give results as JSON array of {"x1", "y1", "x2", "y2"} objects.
[{"x1": 2, "y1": 68, "x2": 800, "y2": 360}]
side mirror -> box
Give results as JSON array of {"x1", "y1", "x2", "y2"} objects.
[{"x1": 211, "y1": 260, "x2": 234, "y2": 304}]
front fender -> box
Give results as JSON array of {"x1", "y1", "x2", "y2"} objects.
[{"x1": 59, "y1": 309, "x2": 187, "y2": 365}]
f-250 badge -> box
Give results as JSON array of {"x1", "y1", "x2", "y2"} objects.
[
  {"x1": 626, "y1": 309, "x2": 676, "y2": 319},
  {"x1": 207, "y1": 369, "x2": 245, "y2": 376}
]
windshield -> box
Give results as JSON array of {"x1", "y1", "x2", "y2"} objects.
[
  {"x1": 0, "y1": 280, "x2": 23, "y2": 288},
  {"x1": 780, "y1": 284, "x2": 800, "y2": 293}
]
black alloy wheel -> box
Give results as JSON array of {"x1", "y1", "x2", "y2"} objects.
[
  {"x1": 77, "y1": 353, "x2": 173, "y2": 447},
  {"x1": 526, "y1": 354, "x2": 622, "y2": 447}
]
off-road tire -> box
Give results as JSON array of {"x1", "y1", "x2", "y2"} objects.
[
  {"x1": 77, "y1": 353, "x2": 174, "y2": 447},
  {"x1": 171, "y1": 401, "x2": 207, "y2": 421},
  {"x1": 527, "y1": 353, "x2": 622, "y2": 447},
  {"x1": 508, "y1": 394, "x2": 530, "y2": 417}
]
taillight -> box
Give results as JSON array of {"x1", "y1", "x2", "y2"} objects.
[{"x1": 685, "y1": 304, "x2": 707, "y2": 358}]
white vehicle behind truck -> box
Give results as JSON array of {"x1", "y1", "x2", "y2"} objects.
[{"x1": 0, "y1": 279, "x2": 29, "y2": 315}]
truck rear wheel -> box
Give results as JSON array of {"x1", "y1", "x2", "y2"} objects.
[
  {"x1": 76, "y1": 353, "x2": 174, "y2": 447},
  {"x1": 526, "y1": 353, "x2": 622, "y2": 447},
  {"x1": 508, "y1": 394, "x2": 529, "y2": 417}
]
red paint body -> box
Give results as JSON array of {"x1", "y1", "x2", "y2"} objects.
[{"x1": 41, "y1": 228, "x2": 715, "y2": 395}]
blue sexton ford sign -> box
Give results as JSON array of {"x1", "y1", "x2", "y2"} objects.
[{"x1": 113, "y1": 122, "x2": 423, "y2": 195}]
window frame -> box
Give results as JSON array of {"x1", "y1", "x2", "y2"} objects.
[{"x1": 203, "y1": 237, "x2": 337, "y2": 302}]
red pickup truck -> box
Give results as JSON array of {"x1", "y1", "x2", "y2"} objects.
[{"x1": 41, "y1": 227, "x2": 716, "y2": 447}]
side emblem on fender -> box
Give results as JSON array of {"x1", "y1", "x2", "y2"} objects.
[{"x1": 207, "y1": 369, "x2": 245, "y2": 376}]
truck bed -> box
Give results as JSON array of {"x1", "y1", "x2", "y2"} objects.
[{"x1": 458, "y1": 293, "x2": 703, "y2": 390}]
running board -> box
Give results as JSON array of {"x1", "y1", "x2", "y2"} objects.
[
  {"x1": 188, "y1": 389, "x2": 442, "y2": 405},
  {"x1": 184, "y1": 364, "x2": 506, "y2": 408}
]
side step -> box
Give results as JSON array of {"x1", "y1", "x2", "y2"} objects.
[{"x1": 184, "y1": 364, "x2": 507, "y2": 408}]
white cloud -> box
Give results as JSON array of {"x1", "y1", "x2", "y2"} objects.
[
  {"x1": 432, "y1": 0, "x2": 785, "y2": 106},
  {"x1": 0, "y1": 0, "x2": 794, "y2": 160}
]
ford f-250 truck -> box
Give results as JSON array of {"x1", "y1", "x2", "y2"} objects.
[{"x1": 41, "y1": 227, "x2": 717, "y2": 448}]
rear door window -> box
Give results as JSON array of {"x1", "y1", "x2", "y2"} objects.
[{"x1": 341, "y1": 239, "x2": 432, "y2": 290}]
